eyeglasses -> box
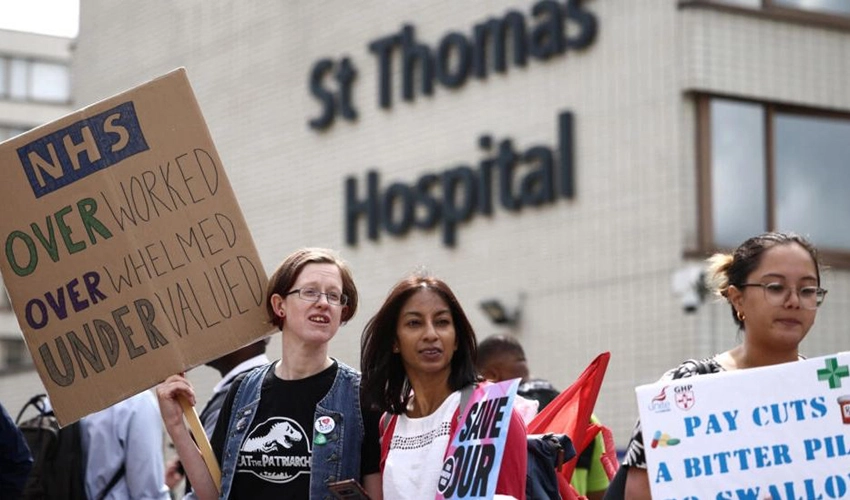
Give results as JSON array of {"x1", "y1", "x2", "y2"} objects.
[
  {"x1": 286, "y1": 288, "x2": 348, "y2": 306},
  {"x1": 739, "y1": 283, "x2": 827, "y2": 310}
]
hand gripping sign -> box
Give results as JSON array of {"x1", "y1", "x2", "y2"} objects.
[{"x1": 436, "y1": 379, "x2": 520, "y2": 500}]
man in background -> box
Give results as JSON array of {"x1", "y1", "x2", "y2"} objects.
[
  {"x1": 81, "y1": 390, "x2": 171, "y2": 500},
  {"x1": 477, "y1": 334, "x2": 609, "y2": 500},
  {"x1": 197, "y1": 338, "x2": 270, "y2": 437}
]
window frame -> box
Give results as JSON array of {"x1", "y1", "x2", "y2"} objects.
[
  {"x1": 766, "y1": 0, "x2": 850, "y2": 19},
  {"x1": 0, "y1": 337, "x2": 34, "y2": 375},
  {"x1": 679, "y1": 0, "x2": 850, "y2": 32},
  {"x1": 0, "y1": 57, "x2": 7, "y2": 98},
  {"x1": 29, "y1": 59, "x2": 73, "y2": 103},
  {"x1": 0, "y1": 55, "x2": 71, "y2": 105},
  {"x1": 8, "y1": 57, "x2": 31, "y2": 101},
  {"x1": 695, "y1": 93, "x2": 850, "y2": 268},
  {"x1": 0, "y1": 125, "x2": 29, "y2": 141}
]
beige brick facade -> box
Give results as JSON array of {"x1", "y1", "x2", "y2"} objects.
[{"x1": 2, "y1": 0, "x2": 849, "y2": 449}]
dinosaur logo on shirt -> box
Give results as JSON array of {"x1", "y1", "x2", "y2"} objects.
[
  {"x1": 238, "y1": 417, "x2": 311, "y2": 483},
  {"x1": 243, "y1": 421, "x2": 302, "y2": 451}
]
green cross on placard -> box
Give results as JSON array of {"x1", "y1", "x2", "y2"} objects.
[{"x1": 817, "y1": 357, "x2": 850, "y2": 389}]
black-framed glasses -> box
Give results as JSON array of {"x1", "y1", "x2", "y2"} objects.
[
  {"x1": 287, "y1": 288, "x2": 348, "y2": 306},
  {"x1": 739, "y1": 283, "x2": 827, "y2": 310}
]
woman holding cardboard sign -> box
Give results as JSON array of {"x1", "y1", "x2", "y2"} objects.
[
  {"x1": 607, "y1": 232, "x2": 827, "y2": 499},
  {"x1": 157, "y1": 248, "x2": 382, "y2": 499},
  {"x1": 360, "y1": 273, "x2": 527, "y2": 499}
]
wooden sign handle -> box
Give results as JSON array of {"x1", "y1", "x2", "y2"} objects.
[{"x1": 179, "y1": 395, "x2": 222, "y2": 493}]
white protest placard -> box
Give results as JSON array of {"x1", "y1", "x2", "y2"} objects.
[
  {"x1": 636, "y1": 352, "x2": 850, "y2": 499},
  {"x1": 0, "y1": 69, "x2": 271, "y2": 425}
]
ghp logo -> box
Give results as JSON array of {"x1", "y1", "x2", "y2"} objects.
[
  {"x1": 674, "y1": 384, "x2": 695, "y2": 411},
  {"x1": 648, "y1": 386, "x2": 672, "y2": 413}
]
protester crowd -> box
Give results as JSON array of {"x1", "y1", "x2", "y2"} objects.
[{"x1": 1, "y1": 231, "x2": 830, "y2": 499}]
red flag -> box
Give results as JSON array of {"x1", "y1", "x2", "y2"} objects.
[{"x1": 528, "y1": 352, "x2": 611, "y2": 486}]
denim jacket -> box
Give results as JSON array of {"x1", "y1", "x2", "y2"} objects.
[{"x1": 218, "y1": 360, "x2": 364, "y2": 500}]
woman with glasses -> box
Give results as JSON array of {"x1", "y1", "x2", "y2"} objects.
[
  {"x1": 157, "y1": 248, "x2": 382, "y2": 500},
  {"x1": 606, "y1": 232, "x2": 827, "y2": 500},
  {"x1": 360, "y1": 273, "x2": 527, "y2": 499}
]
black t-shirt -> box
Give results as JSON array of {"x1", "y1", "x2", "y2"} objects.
[{"x1": 210, "y1": 361, "x2": 380, "y2": 499}]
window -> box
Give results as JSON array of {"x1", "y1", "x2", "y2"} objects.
[
  {"x1": 711, "y1": 0, "x2": 761, "y2": 7},
  {"x1": 0, "y1": 284, "x2": 10, "y2": 311},
  {"x1": 774, "y1": 112, "x2": 850, "y2": 250},
  {"x1": 0, "y1": 126, "x2": 29, "y2": 141},
  {"x1": 771, "y1": 0, "x2": 850, "y2": 16},
  {"x1": 684, "y1": 0, "x2": 850, "y2": 25},
  {"x1": 0, "y1": 337, "x2": 32, "y2": 373},
  {"x1": 709, "y1": 99, "x2": 766, "y2": 248},
  {"x1": 0, "y1": 58, "x2": 6, "y2": 96},
  {"x1": 698, "y1": 96, "x2": 850, "y2": 263},
  {"x1": 9, "y1": 59, "x2": 29, "y2": 100},
  {"x1": 31, "y1": 61, "x2": 71, "y2": 102},
  {"x1": 0, "y1": 56, "x2": 71, "y2": 104}
]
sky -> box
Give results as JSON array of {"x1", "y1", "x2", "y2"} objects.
[{"x1": 0, "y1": 0, "x2": 79, "y2": 37}]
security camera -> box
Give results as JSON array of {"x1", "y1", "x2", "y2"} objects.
[
  {"x1": 671, "y1": 265, "x2": 707, "y2": 314},
  {"x1": 679, "y1": 287, "x2": 702, "y2": 314}
]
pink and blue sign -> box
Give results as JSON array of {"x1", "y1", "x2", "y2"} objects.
[{"x1": 436, "y1": 379, "x2": 519, "y2": 499}]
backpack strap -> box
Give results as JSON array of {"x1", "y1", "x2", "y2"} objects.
[
  {"x1": 448, "y1": 383, "x2": 477, "y2": 437},
  {"x1": 598, "y1": 424, "x2": 619, "y2": 480},
  {"x1": 575, "y1": 433, "x2": 595, "y2": 470},
  {"x1": 15, "y1": 393, "x2": 49, "y2": 424},
  {"x1": 571, "y1": 420, "x2": 619, "y2": 481},
  {"x1": 96, "y1": 463, "x2": 126, "y2": 500},
  {"x1": 378, "y1": 412, "x2": 397, "y2": 473},
  {"x1": 672, "y1": 358, "x2": 718, "y2": 379},
  {"x1": 581, "y1": 421, "x2": 619, "y2": 481},
  {"x1": 379, "y1": 383, "x2": 478, "y2": 472},
  {"x1": 379, "y1": 412, "x2": 388, "y2": 435}
]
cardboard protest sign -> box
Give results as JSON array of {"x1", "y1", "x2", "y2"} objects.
[
  {"x1": 436, "y1": 379, "x2": 519, "y2": 499},
  {"x1": 0, "y1": 68, "x2": 270, "y2": 425},
  {"x1": 636, "y1": 352, "x2": 850, "y2": 499}
]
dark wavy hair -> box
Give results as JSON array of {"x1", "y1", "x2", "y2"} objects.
[
  {"x1": 706, "y1": 231, "x2": 820, "y2": 330},
  {"x1": 265, "y1": 248, "x2": 358, "y2": 329},
  {"x1": 360, "y1": 274, "x2": 479, "y2": 414}
]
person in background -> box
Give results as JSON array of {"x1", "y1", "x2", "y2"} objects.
[
  {"x1": 608, "y1": 232, "x2": 827, "y2": 499},
  {"x1": 165, "y1": 338, "x2": 271, "y2": 495},
  {"x1": 477, "y1": 334, "x2": 559, "y2": 410},
  {"x1": 81, "y1": 391, "x2": 171, "y2": 499},
  {"x1": 158, "y1": 248, "x2": 382, "y2": 500},
  {"x1": 478, "y1": 334, "x2": 609, "y2": 500},
  {"x1": 361, "y1": 274, "x2": 527, "y2": 499},
  {"x1": 0, "y1": 401, "x2": 32, "y2": 500},
  {"x1": 200, "y1": 338, "x2": 271, "y2": 438}
]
